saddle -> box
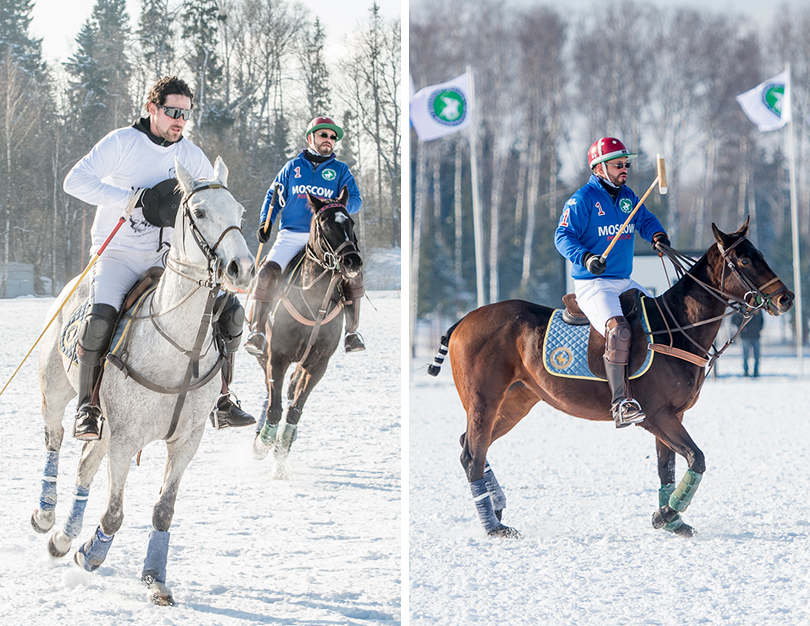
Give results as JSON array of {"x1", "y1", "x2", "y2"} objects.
[{"x1": 543, "y1": 291, "x2": 654, "y2": 381}]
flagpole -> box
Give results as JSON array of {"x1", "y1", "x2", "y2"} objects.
[
  {"x1": 467, "y1": 65, "x2": 485, "y2": 308},
  {"x1": 786, "y1": 64, "x2": 804, "y2": 377}
]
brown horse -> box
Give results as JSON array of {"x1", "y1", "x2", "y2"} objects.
[{"x1": 428, "y1": 219, "x2": 793, "y2": 538}]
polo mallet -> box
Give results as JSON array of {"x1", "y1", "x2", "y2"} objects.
[
  {"x1": 600, "y1": 153, "x2": 667, "y2": 262},
  {"x1": 245, "y1": 183, "x2": 280, "y2": 319},
  {"x1": 0, "y1": 195, "x2": 138, "y2": 399}
]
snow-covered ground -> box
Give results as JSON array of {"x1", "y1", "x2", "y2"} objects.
[
  {"x1": 409, "y1": 351, "x2": 810, "y2": 625},
  {"x1": 0, "y1": 291, "x2": 401, "y2": 625}
]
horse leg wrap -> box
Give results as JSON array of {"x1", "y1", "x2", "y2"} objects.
[
  {"x1": 39, "y1": 451, "x2": 59, "y2": 512},
  {"x1": 470, "y1": 477, "x2": 501, "y2": 534},
  {"x1": 77, "y1": 526, "x2": 114, "y2": 572},
  {"x1": 259, "y1": 420, "x2": 279, "y2": 446},
  {"x1": 142, "y1": 530, "x2": 170, "y2": 585},
  {"x1": 64, "y1": 484, "x2": 91, "y2": 539},
  {"x1": 668, "y1": 469, "x2": 703, "y2": 512},
  {"x1": 484, "y1": 463, "x2": 506, "y2": 512},
  {"x1": 658, "y1": 484, "x2": 684, "y2": 532},
  {"x1": 274, "y1": 423, "x2": 297, "y2": 460}
]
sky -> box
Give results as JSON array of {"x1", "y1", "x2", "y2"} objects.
[{"x1": 30, "y1": 0, "x2": 401, "y2": 65}]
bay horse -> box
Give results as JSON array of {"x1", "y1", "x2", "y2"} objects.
[
  {"x1": 428, "y1": 219, "x2": 793, "y2": 538},
  {"x1": 252, "y1": 187, "x2": 362, "y2": 477},
  {"x1": 31, "y1": 157, "x2": 254, "y2": 605}
]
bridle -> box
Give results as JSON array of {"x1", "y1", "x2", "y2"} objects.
[
  {"x1": 304, "y1": 203, "x2": 361, "y2": 281},
  {"x1": 649, "y1": 237, "x2": 789, "y2": 372}
]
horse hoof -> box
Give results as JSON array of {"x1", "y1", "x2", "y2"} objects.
[
  {"x1": 252, "y1": 434, "x2": 272, "y2": 460},
  {"x1": 31, "y1": 509, "x2": 55, "y2": 534},
  {"x1": 651, "y1": 505, "x2": 679, "y2": 529},
  {"x1": 672, "y1": 523, "x2": 696, "y2": 537},
  {"x1": 488, "y1": 524, "x2": 521, "y2": 539},
  {"x1": 48, "y1": 531, "x2": 72, "y2": 558},
  {"x1": 146, "y1": 580, "x2": 175, "y2": 606}
]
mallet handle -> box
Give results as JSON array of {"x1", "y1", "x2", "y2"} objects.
[{"x1": 600, "y1": 176, "x2": 659, "y2": 262}]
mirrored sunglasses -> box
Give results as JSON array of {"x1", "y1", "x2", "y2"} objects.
[
  {"x1": 609, "y1": 161, "x2": 632, "y2": 170},
  {"x1": 160, "y1": 106, "x2": 192, "y2": 120}
]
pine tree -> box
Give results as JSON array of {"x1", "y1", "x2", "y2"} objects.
[
  {"x1": 138, "y1": 0, "x2": 175, "y2": 81},
  {"x1": 0, "y1": 0, "x2": 45, "y2": 77},
  {"x1": 181, "y1": 0, "x2": 225, "y2": 137},
  {"x1": 299, "y1": 17, "x2": 331, "y2": 118}
]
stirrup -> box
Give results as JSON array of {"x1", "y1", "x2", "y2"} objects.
[
  {"x1": 73, "y1": 404, "x2": 103, "y2": 440},
  {"x1": 244, "y1": 331, "x2": 267, "y2": 357},
  {"x1": 344, "y1": 331, "x2": 366, "y2": 353},
  {"x1": 612, "y1": 398, "x2": 645, "y2": 428}
]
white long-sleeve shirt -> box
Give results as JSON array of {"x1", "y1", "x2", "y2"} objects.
[{"x1": 64, "y1": 125, "x2": 214, "y2": 254}]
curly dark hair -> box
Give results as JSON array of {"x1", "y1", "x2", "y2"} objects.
[{"x1": 145, "y1": 76, "x2": 194, "y2": 110}]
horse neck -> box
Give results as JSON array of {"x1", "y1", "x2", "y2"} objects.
[
  {"x1": 297, "y1": 251, "x2": 341, "y2": 303},
  {"x1": 658, "y1": 244, "x2": 729, "y2": 348},
  {"x1": 152, "y1": 249, "x2": 215, "y2": 342}
]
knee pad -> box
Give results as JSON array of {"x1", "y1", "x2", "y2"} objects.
[
  {"x1": 253, "y1": 261, "x2": 282, "y2": 302},
  {"x1": 604, "y1": 316, "x2": 632, "y2": 364},
  {"x1": 214, "y1": 293, "x2": 244, "y2": 354},
  {"x1": 77, "y1": 303, "x2": 118, "y2": 364},
  {"x1": 343, "y1": 270, "x2": 365, "y2": 301}
]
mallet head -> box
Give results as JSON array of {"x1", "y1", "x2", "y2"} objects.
[{"x1": 656, "y1": 154, "x2": 667, "y2": 195}]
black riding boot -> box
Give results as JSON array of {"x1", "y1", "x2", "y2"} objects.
[
  {"x1": 209, "y1": 296, "x2": 256, "y2": 430},
  {"x1": 245, "y1": 260, "x2": 281, "y2": 358},
  {"x1": 343, "y1": 271, "x2": 365, "y2": 353},
  {"x1": 73, "y1": 303, "x2": 118, "y2": 440},
  {"x1": 343, "y1": 299, "x2": 365, "y2": 352}
]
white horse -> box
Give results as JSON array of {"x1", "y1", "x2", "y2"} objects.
[{"x1": 31, "y1": 156, "x2": 254, "y2": 606}]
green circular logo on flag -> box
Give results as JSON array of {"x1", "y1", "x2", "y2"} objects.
[
  {"x1": 321, "y1": 169, "x2": 336, "y2": 181},
  {"x1": 619, "y1": 198, "x2": 633, "y2": 213},
  {"x1": 428, "y1": 88, "x2": 467, "y2": 127},
  {"x1": 762, "y1": 83, "x2": 784, "y2": 117}
]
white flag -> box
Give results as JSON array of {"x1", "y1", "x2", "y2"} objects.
[
  {"x1": 410, "y1": 72, "x2": 474, "y2": 142},
  {"x1": 736, "y1": 69, "x2": 791, "y2": 132}
]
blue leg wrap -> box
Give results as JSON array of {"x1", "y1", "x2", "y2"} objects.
[
  {"x1": 484, "y1": 462, "x2": 506, "y2": 511},
  {"x1": 39, "y1": 451, "x2": 59, "y2": 512},
  {"x1": 470, "y1": 477, "x2": 500, "y2": 533},
  {"x1": 142, "y1": 530, "x2": 170, "y2": 585},
  {"x1": 78, "y1": 526, "x2": 114, "y2": 572},
  {"x1": 64, "y1": 485, "x2": 90, "y2": 539},
  {"x1": 658, "y1": 484, "x2": 684, "y2": 532}
]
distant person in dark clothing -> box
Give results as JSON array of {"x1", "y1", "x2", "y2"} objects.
[{"x1": 731, "y1": 309, "x2": 764, "y2": 377}]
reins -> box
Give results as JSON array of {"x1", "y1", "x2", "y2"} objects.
[
  {"x1": 106, "y1": 182, "x2": 241, "y2": 440},
  {"x1": 279, "y1": 202, "x2": 359, "y2": 363},
  {"x1": 649, "y1": 239, "x2": 784, "y2": 373}
]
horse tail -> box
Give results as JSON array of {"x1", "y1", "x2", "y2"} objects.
[{"x1": 427, "y1": 318, "x2": 464, "y2": 377}]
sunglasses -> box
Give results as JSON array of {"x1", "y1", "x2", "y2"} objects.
[
  {"x1": 316, "y1": 131, "x2": 338, "y2": 141},
  {"x1": 609, "y1": 161, "x2": 632, "y2": 170},
  {"x1": 159, "y1": 105, "x2": 192, "y2": 120}
]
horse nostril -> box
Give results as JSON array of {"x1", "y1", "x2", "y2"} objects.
[{"x1": 227, "y1": 260, "x2": 239, "y2": 277}]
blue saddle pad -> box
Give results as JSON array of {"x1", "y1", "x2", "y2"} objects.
[{"x1": 542, "y1": 299, "x2": 654, "y2": 381}]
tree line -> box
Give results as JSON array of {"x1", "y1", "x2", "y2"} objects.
[
  {"x1": 0, "y1": 0, "x2": 400, "y2": 296},
  {"x1": 410, "y1": 0, "x2": 810, "y2": 341}
]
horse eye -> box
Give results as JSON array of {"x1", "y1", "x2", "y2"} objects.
[
  {"x1": 740, "y1": 257, "x2": 751, "y2": 267},
  {"x1": 193, "y1": 208, "x2": 205, "y2": 219}
]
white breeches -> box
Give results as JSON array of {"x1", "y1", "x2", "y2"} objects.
[
  {"x1": 89, "y1": 248, "x2": 168, "y2": 309},
  {"x1": 573, "y1": 277, "x2": 651, "y2": 337},
  {"x1": 265, "y1": 229, "x2": 310, "y2": 273}
]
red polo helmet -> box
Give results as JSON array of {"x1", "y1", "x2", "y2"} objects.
[
  {"x1": 306, "y1": 116, "x2": 344, "y2": 141},
  {"x1": 588, "y1": 137, "x2": 637, "y2": 169}
]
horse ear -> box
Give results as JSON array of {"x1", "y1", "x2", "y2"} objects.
[
  {"x1": 306, "y1": 190, "x2": 318, "y2": 211},
  {"x1": 733, "y1": 215, "x2": 750, "y2": 238},
  {"x1": 213, "y1": 155, "x2": 228, "y2": 187},
  {"x1": 712, "y1": 223, "x2": 732, "y2": 251},
  {"x1": 338, "y1": 186, "x2": 349, "y2": 205},
  {"x1": 174, "y1": 157, "x2": 194, "y2": 194}
]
